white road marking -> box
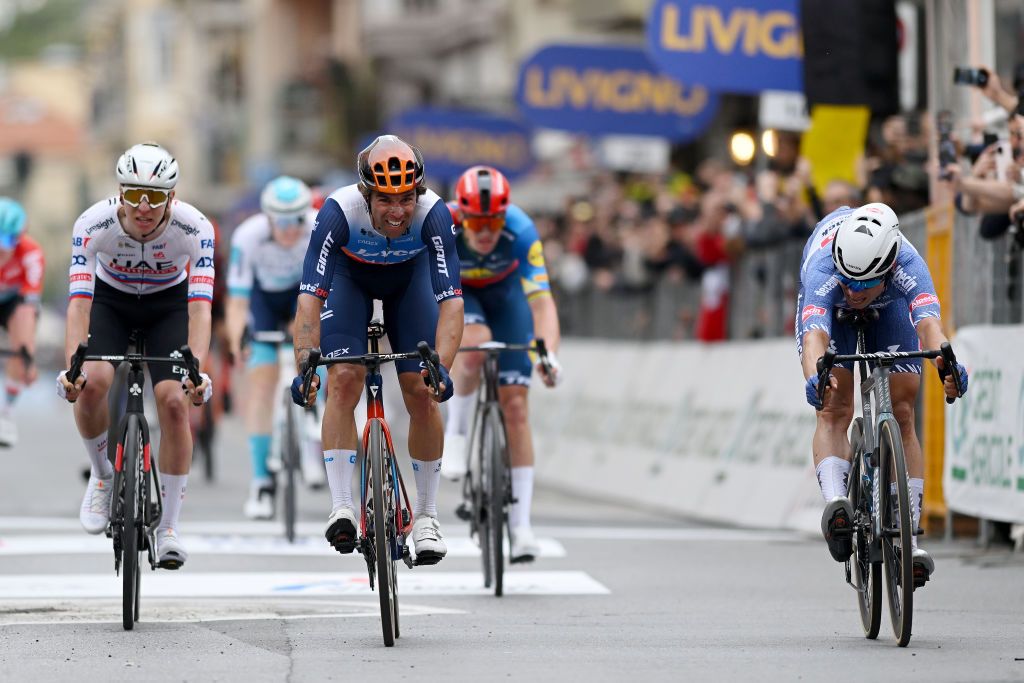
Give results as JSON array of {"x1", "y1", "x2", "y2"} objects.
[
  {"x1": 0, "y1": 517, "x2": 807, "y2": 542},
  {"x1": 0, "y1": 534, "x2": 566, "y2": 558},
  {"x1": 0, "y1": 571, "x2": 609, "y2": 598},
  {"x1": 0, "y1": 598, "x2": 463, "y2": 626}
]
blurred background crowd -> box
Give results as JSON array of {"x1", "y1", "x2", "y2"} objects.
[{"x1": 2, "y1": 0, "x2": 1024, "y2": 350}]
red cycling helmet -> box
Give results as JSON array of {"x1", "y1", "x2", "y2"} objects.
[{"x1": 455, "y1": 166, "x2": 510, "y2": 216}]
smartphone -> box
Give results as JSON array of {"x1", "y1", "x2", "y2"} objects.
[
  {"x1": 953, "y1": 66, "x2": 989, "y2": 88},
  {"x1": 995, "y1": 142, "x2": 1012, "y2": 182}
]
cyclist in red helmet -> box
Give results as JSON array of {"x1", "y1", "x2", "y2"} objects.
[{"x1": 441, "y1": 165, "x2": 562, "y2": 563}]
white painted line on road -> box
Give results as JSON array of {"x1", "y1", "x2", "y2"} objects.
[
  {"x1": 0, "y1": 516, "x2": 807, "y2": 542},
  {"x1": 0, "y1": 534, "x2": 566, "y2": 558},
  {"x1": 0, "y1": 598, "x2": 464, "y2": 626},
  {"x1": 0, "y1": 571, "x2": 609, "y2": 598}
]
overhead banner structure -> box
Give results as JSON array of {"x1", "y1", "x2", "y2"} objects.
[
  {"x1": 646, "y1": 0, "x2": 803, "y2": 95},
  {"x1": 515, "y1": 44, "x2": 719, "y2": 142},
  {"x1": 386, "y1": 108, "x2": 534, "y2": 181},
  {"x1": 944, "y1": 325, "x2": 1024, "y2": 524}
]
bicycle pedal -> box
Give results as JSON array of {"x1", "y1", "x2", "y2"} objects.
[
  {"x1": 455, "y1": 502, "x2": 472, "y2": 521},
  {"x1": 158, "y1": 558, "x2": 183, "y2": 571},
  {"x1": 412, "y1": 551, "x2": 443, "y2": 567}
]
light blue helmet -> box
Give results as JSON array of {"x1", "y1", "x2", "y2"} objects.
[
  {"x1": 0, "y1": 198, "x2": 26, "y2": 250},
  {"x1": 260, "y1": 176, "x2": 311, "y2": 225}
]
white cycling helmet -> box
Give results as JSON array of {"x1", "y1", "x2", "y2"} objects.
[
  {"x1": 261, "y1": 176, "x2": 312, "y2": 223},
  {"x1": 115, "y1": 142, "x2": 179, "y2": 189},
  {"x1": 832, "y1": 202, "x2": 902, "y2": 282}
]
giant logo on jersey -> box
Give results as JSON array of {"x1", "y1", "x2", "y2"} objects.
[{"x1": 316, "y1": 233, "x2": 335, "y2": 275}]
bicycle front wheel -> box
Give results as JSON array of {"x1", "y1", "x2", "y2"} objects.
[
  {"x1": 282, "y1": 390, "x2": 300, "y2": 544},
  {"x1": 482, "y1": 405, "x2": 509, "y2": 597},
  {"x1": 120, "y1": 415, "x2": 143, "y2": 631},
  {"x1": 848, "y1": 418, "x2": 881, "y2": 639},
  {"x1": 469, "y1": 403, "x2": 492, "y2": 589},
  {"x1": 879, "y1": 418, "x2": 913, "y2": 646},
  {"x1": 369, "y1": 421, "x2": 397, "y2": 647}
]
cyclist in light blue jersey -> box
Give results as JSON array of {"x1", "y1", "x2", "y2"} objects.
[
  {"x1": 440, "y1": 166, "x2": 562, "y2": 564},
  {"x1": 797, "y1": 202, "x2": 968, "y2": 586},
  {"x1": 226, "y1": 176, "x2": 321, "y2": 519}
]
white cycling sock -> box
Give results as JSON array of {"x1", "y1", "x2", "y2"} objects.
[
  {"x1": 909, "y1": 478, "x2": 924, "y2": 549},
  {"x1": 816, "y1": 456, "x2": 851, "y2": 501},
  {"x1": 83, "y1": 433, "x2": 113, "y2": 479},
  {"x1": 509, "y1": 466, "x2": 534, "y2": 530},
  {"x1": 411, "y1": 458, "x2": 441, "y2": 517},
  {"x1": 324, "y1": 449, "x2": 356, "y2": 511},
  {"x1": 445, "y1": 392, "x2": 474, "y2": 436},
  {"x1": 158, "y1": 474, "x2": 187, "y2": 532}
]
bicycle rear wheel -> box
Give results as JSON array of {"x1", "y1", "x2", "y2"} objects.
[
  {"x1": 282, "y1": 390, "x2": 300, "y2": 544},
  {"x1": 120, "y1": 415, "x2": 143, "y2": 631},
  {"x1": 879, "y1": 418, "x2": 913, "y2": 646},
  {"x1": 369, "y1": 421, "x2": 397, "y2": 646},
  {"x1": 847, "y1": 418, "x2": 881, "y2": 639},
  {"x1": 482, "y1": 405, "x2": 509, "y2": 597}
]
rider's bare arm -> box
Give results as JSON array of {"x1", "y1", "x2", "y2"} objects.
[
  {"x1": 293, "y1": 293, "x2": 323, "y2": 374},
  {"x1": 528, "y1": 293, "x2": 561, "y2": 354},
  {"x1": 186, "y1": 300, "x2": 213, "y2": 368},
  {"x1": 65, "y1": 297, "x2": 92, "y2": 367},
  {"x1": 225, "y1": 295, "x2": 249, "y2": 358},
  {"x1": 435, "y1": 297, "x2": 465, "y2": 371},
  {"x1": 801, "y1": 329, "x2": 830, "y2": 380}
]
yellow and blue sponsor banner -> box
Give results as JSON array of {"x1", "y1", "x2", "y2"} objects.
[
  {"x1": 387, "y1": 108, "x2": 534, "y2": 181},
  {"x1": 515, "y1": 44, "x2": 718, "y2": 141},
  {"x1": 646, "y1": 0, "x2": 803, "y2": 95}
]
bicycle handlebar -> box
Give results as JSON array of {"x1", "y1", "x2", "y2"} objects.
[
  {"x1": 67, "y1": 342, "x2": 202, "y2": 387},
  {"x1": 299, "y1": 341, "x2": 445, "y2": 398},
  {"x1": 815, "y1": 344, "x2": 964, "y2": 407},
  {"x1": 417, "y1": 342, "x2": 442, "y2": 396},
  {"x1": 457, "y1": 338, "x2": 553, "y2": 375}
]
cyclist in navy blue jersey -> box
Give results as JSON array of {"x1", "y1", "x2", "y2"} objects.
[{"x1": 291, "y1": 135, "x2": 463, "y2": 564}]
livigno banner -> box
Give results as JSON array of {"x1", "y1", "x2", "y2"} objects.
[
  {"x1": 646, "y1": 0, "x2": 803, "y2": 95},
  {"x1": 515, "y1": 43, "x2": 719, "y2": 141},
  {"x1": 386, "y1": 107, "x2": 534, "y2": 181},
  {"x1": 944, "y1": 325, "x2": 1024, "y2": 523}
]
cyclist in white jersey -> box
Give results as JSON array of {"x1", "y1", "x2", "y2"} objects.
[
  {"x1": 226, "y1": 176, "x2": 321, "y2": 518},
  {"x1": 58, "y1": 143, "x2": 215, "y2": 570}
]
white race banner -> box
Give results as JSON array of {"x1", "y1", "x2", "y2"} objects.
[
  {"x1": 944, "y1": 325, "x2": 1024, "y2": 523},
  {"x1": 530, "y1": 338, "x2": 821, "y2": 532}
]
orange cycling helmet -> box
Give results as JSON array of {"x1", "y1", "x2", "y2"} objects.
[
  {"x1": 357, "y1": 135, "x2": 425, "y2": 195},
  {"x1": 456, "y1": 165, "x2": 510, "y2": 216}
]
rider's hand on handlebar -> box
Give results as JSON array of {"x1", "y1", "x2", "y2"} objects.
[
  {"x1": 291, "y1": 372, "x2": 320, "y2": 408},
  {"x1": 56, "y1": 369, "x2": 87, "y2": 403},
  {"x1": 537, "y1": 351, "x2": 563, "y2": 387},
  {"x1": 182, "y1": 372, "x2": 213, "y2": 406},
  {"x1": 936, "y1": 356, "x2": 968, "y2": 399},
  {"x1": 805, "y1": 373, "x2": 836, "y2": 410},
  {"x1": 421, "y1": 362, "x2": 454, "y2": 402}
]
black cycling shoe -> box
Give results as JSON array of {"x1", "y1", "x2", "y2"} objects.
[
  {"x1": 821, "y1": 496, "x2": 854, "y2": 562},
  {"x1": 324, "y1": 507, "x2": 358, "y2": 554}
]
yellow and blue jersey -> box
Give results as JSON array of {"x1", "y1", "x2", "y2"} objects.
[{"x1": 455, "y1": 204, "x2": 551, "y2": 300}]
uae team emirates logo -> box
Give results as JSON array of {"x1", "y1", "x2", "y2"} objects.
[{"x1": 802, "y1": 305, "x2": 827, "y2": 323}]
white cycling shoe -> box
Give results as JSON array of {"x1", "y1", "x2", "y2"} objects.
[
  {"x1": 156, "y1": 528, "x2": 188, "y2": 570},
  {"x1": 411, "y1": 515, "x2": 447, "y2": 565},
  {"x1": 440, "y1": 433, "x2": 468, "y2": 481},
  {"x1": 510, "y1": 526, "x2": 540, "y2": 564},
  {"x1": 80, "y1": 474, "x2": 114, "y2": 534},
  {"x1": 243, "y1": 480, "x2": 275, "y2": 520},
  {"x1": 324, "y1": 506, "x2": 358, "y2": 554},
  {"x1": 0, "y1": 416, "x2": 18, "y2": 448}
]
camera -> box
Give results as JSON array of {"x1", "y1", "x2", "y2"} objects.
[
  {"x1": 953, "y1": 66, "x2": 989, "y2": 88},
  {"x1": 936, "y1": 110, "x2": 958, "y2": 180}
]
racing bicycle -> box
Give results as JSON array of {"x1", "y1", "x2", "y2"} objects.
[
  {"x1": 816, "y1": 308, "x2": 963, "y2": 647},
  {"x1": 67, "y1": 338, "x2": 202, "y2": 631},
  {"x1": 300, "y1": 321, "x2": 444, "y2": 646},
  {"x1": 454, "y1": 339, "x2": 552, "y2": 596}
]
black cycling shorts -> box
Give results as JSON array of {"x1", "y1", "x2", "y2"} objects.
[
  {"x1": 0, "y1": 295, "x2": 28, "y2": 329},
  {"x1": 87, "y1": 279, "x2": 189, "y2": 385}
]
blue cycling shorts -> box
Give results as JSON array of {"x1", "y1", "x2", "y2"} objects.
[
  {"x1": 320, "y1": 252, "x2": 440, "y2": 375},
  {"x1": 463, "y1": 279, "x2": 533, "y2": 387}
]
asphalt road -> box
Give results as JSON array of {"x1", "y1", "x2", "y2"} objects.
[{"x1": 0, "y1": 375, "x2": 1021, "y2": 682}]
